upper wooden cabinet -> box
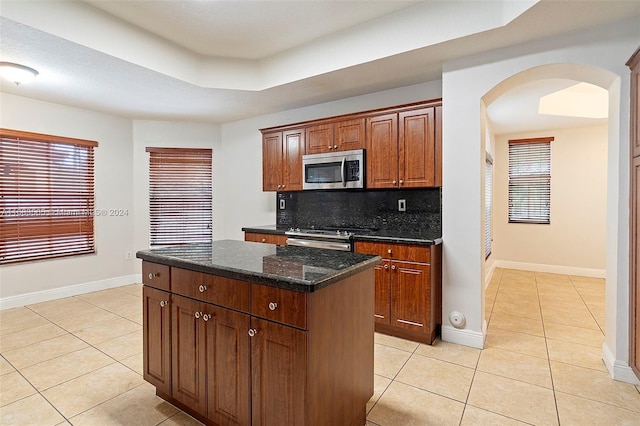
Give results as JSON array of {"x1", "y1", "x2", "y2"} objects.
[
  {"x1": 262, "y1": 128, "x2": 305, "y2": 191},
  {"x1": 261, "y1": 99, "x2": 442, "y2": 191},
  {"x1": 367, "y1": 106, "x2": 438, "y2": 189}
]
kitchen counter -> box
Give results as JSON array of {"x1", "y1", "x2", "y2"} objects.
[
  {"x1": 242, "y1": 225, "x2": 442, "y2": 246},
  {"x1": 136, "y1": 239, "x2": 380, "y2": 292}
]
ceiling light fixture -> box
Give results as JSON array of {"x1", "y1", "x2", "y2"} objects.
[{"x1": 0, "y1": 62, "x2": 39, "y2": 86}]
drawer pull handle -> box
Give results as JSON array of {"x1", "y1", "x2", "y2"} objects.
[
  {"x1": 198, "y1": 285, "x2": 207, "y2": 293},
  {"x1": 148, "y1": 273, "x2": 158, "y2": 280},
  {"x1": 195, "y1": 311, "x2": 202, "y2": 319},
  {"x1": 160, "y1": 300, "x2": 168, "y2": 307},
  {"x1": 268, "y1": 302, "x2": 278, "y2": 311},
  {"x1": 202, "y1": 314, "x2": 211, "y2": 321},
  {"x1": 248, "y1": 328, "x2": 257, "y2": 337}
]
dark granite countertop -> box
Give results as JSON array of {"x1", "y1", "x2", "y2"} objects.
[
  {"x1": 136, "y1": 240, "x2": 381, "y2": 293},
  {"x1": 242, "y1": 225, "x2": 442, "y2": 246}
]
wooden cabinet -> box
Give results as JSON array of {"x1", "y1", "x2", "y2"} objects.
[
  {"x1": 142, "y1": 260, "x2": 373, "y2": 426},
  {"x1": 366, "y1": 107, "x2": 438, "y2": 189},
  {"x1": 260, "y1": 99, "x2": 441, "y2": 191},
  {"x1": 262, "y1": 128, "x2": 305, "y2": 191},
  {"x1": 142, "y1": 286, "x2": 171, "y2": 396},
  {"x1": 629, "y1": 46, "x2": 640, "y2": 380},
  {"x1": 244, "y1": 231, "x2": 287, "y2": 245},
  {"x1": 355, "y1": 241, "x2": 441, "y2": 344},
  {"x1": 305, "y1": 118, "x2": 365, "y2": 154}
]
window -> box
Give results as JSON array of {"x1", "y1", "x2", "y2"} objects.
[
  {"x1": 0, "y1": 129, "x2": 98, "y2": 264},
  {"x1": 508, "y1": 137, "x2": 553, "y2": 224},
  {"x1": 147, "y1": 148, "x2": 212, "y2": 247},
  {"x1": 485, "y1": 155, "x2": 493, "y2": 258}
]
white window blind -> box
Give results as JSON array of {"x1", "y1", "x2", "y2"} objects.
[
  {"x1": 485, "y1": 156, "x2": 493, "y2": 258},
  {"x1": 508, "y1": 138, "x2": 552, "y2": 224},
  {"x1": 147, "y1": 147, "x2": 212, "y2": 247},
  {"x1": 0, "y1": 128, "x2": 98, "y2": 264}
]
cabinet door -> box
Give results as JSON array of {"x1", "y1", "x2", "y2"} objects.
[
  {"x1": 373, "y1": 261, "x2": 391, "y2": 325},
  {"x1": 142, "y1": 286, "x2": 171, "y2": 396},
  {"x1": 172, "y1": 295, "x2": 207, "y2": 416},
  {"x1": 632, "y1": 156, "x2": 640, "y2": 377},
  {"x1": 391, "y1": 261, "x2": 430, "y2": 332},
  {"x1": 283, "y1": 129, "x2": 305, "y2": 191},
  {"x1": 336, "y1": 118, "x2": 365, "y2": 151},
  {"x1": 205, "y1": 305, "x2": 251, "y2": 426},
  {"x1": 399, "y1": 107, "x2": 436, "y2": 187},
  {"x1": 263, "y1": 132, "x2": 283, "y2": 191},
  {"x1": 366, "y1": 113, "x2": 399, "y2": 189},
  {"x1": 251, "y1": 317, "x2": 306, "y2": 426},
  {"x1": 435, "y1": 105, "x2": 443, "y2": 187},
  {"x1": 305, "y1": 124, "x2": 333, "y2": 154}
]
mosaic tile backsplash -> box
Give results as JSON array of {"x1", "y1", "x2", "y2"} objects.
[{"x1": 276, "y1": 188, "x2": 441, "y2": 237}]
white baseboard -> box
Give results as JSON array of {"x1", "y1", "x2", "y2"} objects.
[
  {"x1": 0, "y1": 274, "x2": 142, "y2": 310},
  {"x1": 441, "y1": 325, "x2": 485, "y2": 349},
  {"x1": 494, "y1": 260, "x2": 605, "y2": 278},
  {"x1": 602, "y1": 342, "x2": 640, "y2": 385},
  {"x1": 484, "y1": 261, "x2": 497, "y2": 288}
]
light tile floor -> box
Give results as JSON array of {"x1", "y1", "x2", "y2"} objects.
[{"x1": 1, "y1": 268, "x2": 639, "y2": 425}]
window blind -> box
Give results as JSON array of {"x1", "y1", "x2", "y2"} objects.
[
  {"x1": 0, "y1": 129, "x2": 98, "y2": 264},
  {"x1": 147, "y1": 147, "x2": 212, "y2": 247},
  {"x1": 485, "y1": 157, "x2": 493, "y2": 258},
  {"x1": 508, "y1": 137, "x2": 552, "y2": 224}
]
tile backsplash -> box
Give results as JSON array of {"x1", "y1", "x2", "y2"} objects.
[{"x1": 276, "y1": 188, "x2": 441, "y2": 237}]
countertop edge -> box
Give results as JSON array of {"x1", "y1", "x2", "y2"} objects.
[{"x1": 136, "y1": 250, "x2": 382, "y2": 293}]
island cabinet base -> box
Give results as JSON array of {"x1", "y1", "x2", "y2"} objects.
[{"x1": 143, "y1": 261, "x2": 374, "y2": 426}]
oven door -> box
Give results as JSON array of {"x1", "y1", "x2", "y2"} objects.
[{"x1": 302, "y1": 149, "x2": 364, "y2": 190}]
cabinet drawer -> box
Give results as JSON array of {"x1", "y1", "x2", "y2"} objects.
[
  {"x1": 354, "y1": 241, "x2": 430, "y2": 263},
  {"x1": 142, "y1": 262, "x2": 170, "y2": 291},
  {"x1": 244, "y1": 232, "x2": 286, "y2": 245},
  {"x1": 172, "y1": 267, "x2": 250, "y2": 313},
  {"x1": 251, "y1": 284, "x2": 307, "y2": 329}
]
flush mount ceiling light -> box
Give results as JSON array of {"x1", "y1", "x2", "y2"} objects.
[{"x1": 0, "y1": 62, "x2": 39, "y2": 86}]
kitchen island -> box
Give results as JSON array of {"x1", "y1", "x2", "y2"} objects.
[{"x1": 137, "y1": 240, "x2": 380, "y2": 426}]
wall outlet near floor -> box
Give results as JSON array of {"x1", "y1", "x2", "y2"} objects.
[
  {"x1": 125, "y1": 251, "x2": 133, "y2": 260},
  {"x1": 398, "y1": 199, "x2": 406, "y2": 212}
]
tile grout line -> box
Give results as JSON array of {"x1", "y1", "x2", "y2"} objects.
[{"x1": 568, "y1": 276, "x2": 605, "y2": 335}]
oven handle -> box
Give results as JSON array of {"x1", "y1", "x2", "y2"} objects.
[
  {"x1": 341, "y1": 156, "x2": 346, "y2": 187},
  {"x1": 286, "y1": 238, "x2": 352, "y2": 252}
]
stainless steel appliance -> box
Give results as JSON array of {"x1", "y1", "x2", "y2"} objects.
[
  {"x1": 302, "y1": 149, "x2": 364, "y2": 190},
  {"x1": 285, "y1": 228, "x2": 354, "y2": 251}
]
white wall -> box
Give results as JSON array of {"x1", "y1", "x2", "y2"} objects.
[
  {"x1": 493, "y1": 125, "x2": 608, "y2": 276},
  {"x1": 131, "y1": 120, "x2": 222, "y2": 274},
  {"x1": 0, "y1": 93, "x2": 136, "y2": 307},
  {"x1": 441, "y1": 17, "x2": 638, "y2": 384}
]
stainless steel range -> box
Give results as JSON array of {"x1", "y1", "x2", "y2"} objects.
[{"x1": 285, "y1": 227, "x2": 355, "y2": 252}]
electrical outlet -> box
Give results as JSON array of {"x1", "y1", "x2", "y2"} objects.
[
  {"x1": 398, "y1": 199, "x2": 406, "y2": 212},
  {"x1": 125, "y1": 251, "x2": 133, "y2": 260}
]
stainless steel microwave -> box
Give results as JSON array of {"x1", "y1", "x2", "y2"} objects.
[{"x1": 302, "y1": 149, "x2": 364, "y2": 190}]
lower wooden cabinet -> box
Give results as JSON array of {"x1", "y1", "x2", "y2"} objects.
[
  {"x1": 142, "y1": 260, "x2": 373, "y2": 426},
  {"x1": 355, "y1": 242, "x2": 441, "y2": 344},
  {"x1": 142, "y1": 286, "x2": 171, "y2": 396},
  {"x1": 244, "y1": 232, "x2": 287, "y2": 245}
]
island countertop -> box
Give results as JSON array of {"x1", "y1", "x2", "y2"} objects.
[{"x1": 136, "y1": 239, "x2": 381, "y2": 292}]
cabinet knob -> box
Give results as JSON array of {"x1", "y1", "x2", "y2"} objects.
[
  {"x1": 277, "y1": 184, "x2": 282, "y2": 189},
  {"x1": 268, "y1": 302, "x2": 278, "y2": 311},
  {"x1": 399, "y1": 179, "x2": 404, "y2": 184},
  {"x1": 391, "y1": 265, "x2": 396, "y2": 271},
  {"x1": 328, "y1": 145, "x2": 332, "y2": 149},
  {"x1": 261, "y1": 238, "x2": 266, "y2": 243},
  {"x1": 248, "y1": 328, "x2": 257, "y2": 337},
  {"x1": 160, "y1": 300, "x2": 168, "y2": 307},
  {"x1": 387, "y1": 248, "x2": 392, "y2": 254},
  {"x1": 392, "y1": 180, "x2": 397, "y2": 185},
  {"x1": 384, "y1": 264, "x2": 389, "y2": 270},
  {"x1": 282, "y1": 184, "x2": 285, "y2": 188},
  {"x1": 198, "y1": 285, "x2": 207, "y2": 293},
  {"x1": 202, "y1": 313, "x2": 211, "y2": 321},
  {"x1": 333, "y1": 144, "x2": 337, "y2": 149},
  {"x1": 195, "y1": 311, "x2": 202, "y2": 319},
  {"x1": 148, "y1": 273, "x2": 157, "y2": 280}
]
